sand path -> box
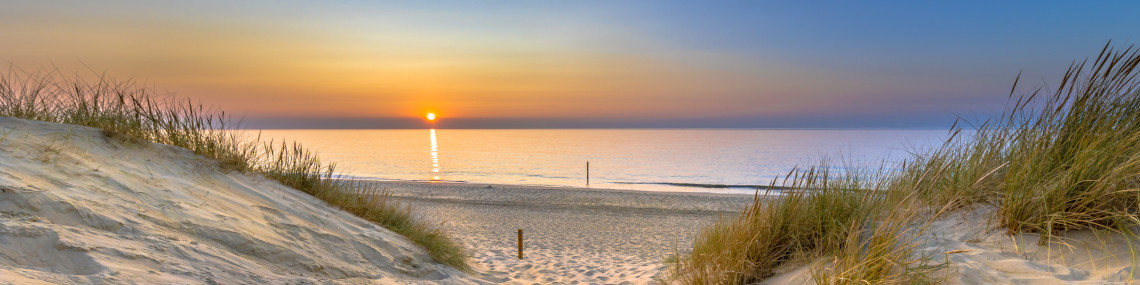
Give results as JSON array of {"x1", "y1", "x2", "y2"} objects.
[{"x1": 375, "y1": 181, "x2": 754, "y2": 284}]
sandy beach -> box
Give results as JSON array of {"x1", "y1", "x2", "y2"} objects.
[
  {"x1": 373, "y1": 181, "x2": 755, "y2": 284},
  {"x1": 4, "y1": 117, "x2": 1140, "y2": 284}
]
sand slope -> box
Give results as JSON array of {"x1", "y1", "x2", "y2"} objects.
[
  {"x1": 0, "y1": 117, "x2": 475, "y2": 284},
  {"x1": 926, "y1": 206, "x2": 1140, "y2": 284},
  {"x1": 763, "y1": 206, "x2": 1140, "y2": 284}
]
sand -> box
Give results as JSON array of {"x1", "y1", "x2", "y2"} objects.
[
  {"x1": 924, "y1": 206, "x2": 1140, "y2": 284},
  {"x1": 373, "y1": 181, "x2": 754, "y2": 284},
  {"x1": 0, "y1": 117, "x2": 474, "y2": 284}
]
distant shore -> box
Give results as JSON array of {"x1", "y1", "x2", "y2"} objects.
[{"x1": 364, "y1": 180, "x2": 755, "y2": 284}]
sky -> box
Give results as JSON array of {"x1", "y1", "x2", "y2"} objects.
[{"x1": 2, "y1": 1, "x2": 1139, "y2": 129}]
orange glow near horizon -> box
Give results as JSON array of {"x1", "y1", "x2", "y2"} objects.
[
  {"x1": 0, "y1": 11, "x2": 815, "y2": 121},
  {"x1": 0, "y1": 1, "x2": 1026, "y2": 128}
]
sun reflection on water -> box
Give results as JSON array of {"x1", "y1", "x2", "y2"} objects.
[{"x1": 430, "y1": 129, "x2": 440, "y2": 180}]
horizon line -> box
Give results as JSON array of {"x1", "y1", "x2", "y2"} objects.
[
  {"x1": 235, "y1": 126, "x2": 955, "y2": 130},
  {"x1": 237, "y1": 114, "x2": 968, "y2": 130}
]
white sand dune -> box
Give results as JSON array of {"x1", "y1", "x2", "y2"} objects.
[
  {"x1": 925, "y1": 206, "x2": 1140, "y2": 284},
  {"x1": 0, "y1": 117, "x2": 477, "y2": 284},
  {"x1": 763, "y1": 206, "x2": 1140, "y2": 284}
]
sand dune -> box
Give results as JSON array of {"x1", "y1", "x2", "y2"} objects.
[
  {"x1": 758, "y1": 206, "x2": 1140, "y2": 284},
  {"x1": 925, "y1": 207, "x2": 1140, "y2": 284},
  {"x1": 0, "y1": 117, "x2": 475, "y2": 284}
]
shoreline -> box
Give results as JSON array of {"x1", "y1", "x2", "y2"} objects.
[
  {"x1": 352, "y1": 178, "x2": 768, "y2": 196},
  {"x1": 363, "y1": 180, "x2": 757, "y2": 215},
  {"x1": 361, "y1": 179, "x2": 760, "y2": 197}
]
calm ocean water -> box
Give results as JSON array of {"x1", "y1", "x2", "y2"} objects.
[{"x1": 250, "y1": 129, "x2": 950, "y2": 194}]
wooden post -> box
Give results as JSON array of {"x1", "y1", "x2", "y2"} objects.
[
  {"x1": 586, "y1": 161, "x2": 590, "y2": 186},
  {"x1": 517, "y1": 229, "x2": 524, "y2": 259}
]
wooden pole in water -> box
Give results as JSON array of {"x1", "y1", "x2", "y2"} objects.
[
  {"x1": 586, "y1": 161, "x2": 590, "y2": 186},
  {"x1": 517, "y1": 229, "x2": 524, "y2": 259}
]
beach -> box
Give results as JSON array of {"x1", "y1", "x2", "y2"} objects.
[
  {"x1": 373, "y1": 181, "x2": 755, "y2": 284},
  {"x1": 6, "y1": 2, "x2": 1140, "y2": 284},
  {"x1": 3, "y1": 117, "x2": 1140, "y2": 284}
]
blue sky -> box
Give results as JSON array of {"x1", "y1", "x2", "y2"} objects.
[{"x1": 3, "y1": 1, "x2": 1138, "y2": 128}]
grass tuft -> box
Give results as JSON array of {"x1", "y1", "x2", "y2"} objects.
[
  {"x1": 0, "y1": 66, "x2": 469, "y2": 270},
  {"x1": 669, "y1": 160, "x2": 883, "y2": 284},
  {"x1": 671, "y1": 41, "x2": 1140, "y2": 283},
  {"x1": 987, "y1": 43, "x2": 1140, "y2": 239}
]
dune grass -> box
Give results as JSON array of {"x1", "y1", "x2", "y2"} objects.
[
  {"x1": 671, "y1": 42, "x2": 1140, "y2": 283},
  {"x1": 0, "y1": 67, "x2": 469, "y2": 270},
  {"x1": 902, "y1": 42, "x2": 1140, "y2": 241},
  {"x1": 989, "y1": 44, "x2": 1140, "y2": 238},
  {"x1": 669, "y1": 162, "x2": 885, "y2": 284}
]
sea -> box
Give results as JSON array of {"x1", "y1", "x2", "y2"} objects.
[{"x1": 249, "y1": 129, "x2": 951, "y2": 194}]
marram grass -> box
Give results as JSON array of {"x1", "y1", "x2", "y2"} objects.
[
  {"x1": 671, "y1": 42, "x2": 1140, "y2": 283},
  {"x1": 0, "y1": 67, "x2": 469, "y2": 270},
  {"x1": 669, "y1": 162, "x2": 885, "y2": 284}
]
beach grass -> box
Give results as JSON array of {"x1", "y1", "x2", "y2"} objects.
[
  {"x1": 671, "y1": 42, "x2": 1140, "y2": 283},
  {"x1": 0, "y1": 67, "x2": 470, "y2": 270},
  {"x1": 669, "y1": 162, "x2": 883, "y2": 284}
]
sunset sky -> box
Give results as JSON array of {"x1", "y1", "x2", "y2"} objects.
[{"x1": 3, "y1": 1, "x2": 1138, "y2": 128}]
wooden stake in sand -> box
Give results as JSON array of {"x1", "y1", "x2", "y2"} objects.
[
  {"x1": 517, "y1": 229, "x2": 524, "y2": 259},
  {"x1": 586, "y1": 161, "x2": 590, "y2": 186}
]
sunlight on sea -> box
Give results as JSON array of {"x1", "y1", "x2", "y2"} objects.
[{"x1": 249, "y1": 129, "x2": 950, "y2": 194}]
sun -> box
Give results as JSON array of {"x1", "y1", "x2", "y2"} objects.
[{"x1": 426, "y1": 113, "x2": 436, "y2": 121}]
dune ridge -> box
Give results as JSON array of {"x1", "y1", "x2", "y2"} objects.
[{"x1": 0, "y1": 117, "x2": 477, "y2": 284}]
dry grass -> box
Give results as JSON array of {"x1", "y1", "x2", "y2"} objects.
[
  {"x1": 669, "y1": 161, "x2": 885, "y2": 284},
  {"x1": 671, "y1": 41, "x2": 1140, "y2": 283},
  {"x1": 811, "y1": 191, "x2": 950, "y2": 285},
  {"x1": 0, "y1": 67, "x2": 469, "y2": 270},
  {"x1": 902, "y1": 42, "x2": 1140, "y2": 240},
  {"x1": 989, "y1": 43, "x2": 1140, "y2": 239}
]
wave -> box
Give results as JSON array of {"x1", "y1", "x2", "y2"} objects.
[
  {"x1": 609, "y1": 181, "x2": 794, "y2": 190},
  {"x1": 339, "y1": 174, "x2": 792, "y2": 192},
  {"x1": 343, "y1": 176, "x2": 471, "y2": 183}
]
